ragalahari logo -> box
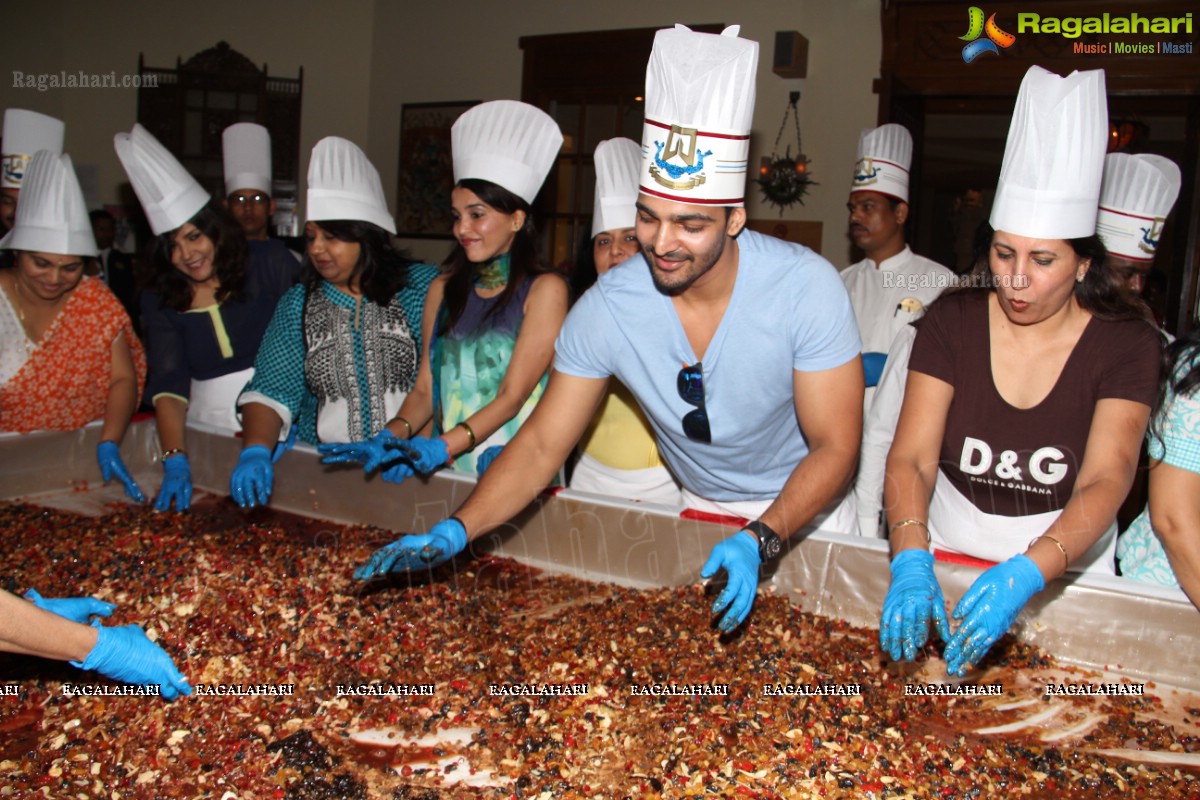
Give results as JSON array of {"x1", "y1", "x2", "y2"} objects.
[{"x1": 961, "y1": 7, "x2": 1017, "y2": 62}]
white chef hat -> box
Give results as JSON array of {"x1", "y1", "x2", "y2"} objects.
[
  {"x1": 592, "y1": 138, "x2": 641, "y2": 235},
  {"x1": 638, "y1": 24, "x2": 758, "y2": 207},
  {"x1": 1096, "y1": 153, "x2": 1181, "y2": 262},
  {"x1": 0, "y1": 150, "x2": 97, "y2": 257},
  {"x1": 2, "y1": 109, "x2": 65, "y2": 189},
  {"x1": 114, "y1": 123, "x2": 210, "y2": 235},
  {"x1": 990, "y1": 66, "x2": 1108, "y2": 240},
  {"x1": 306, "y1": 136, "x2": 395, "y2": 234},
  {"x1": 451, "y1": 100, "x2": 563, "y2": 205},
  {"x1": 851, "y1": 123, "x2": 912, "y2": 203},
  {"x1": 222, "y1": 122, "x2": 272, "y2": 197}
]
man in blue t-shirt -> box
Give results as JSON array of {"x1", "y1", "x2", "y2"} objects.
[{"x1": 351, "y1": 24, "x2": 863, "y2": 634}]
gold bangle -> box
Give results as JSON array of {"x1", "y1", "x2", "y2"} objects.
[
  {"x1": 1031, "y1": 534, "x2": 1070, "y2": 573},
  {"x1": 456, "y1": 421, "x2": 477, "y2": 452},
  {"x1": 889, "y1": 518, "x2": 931, "y2": 544},
  {"x1": 392, "y1": 416, "x2": 413, "y2": 439}
]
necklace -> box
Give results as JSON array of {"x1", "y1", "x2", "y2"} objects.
[{"x1": 474, "y1": 254, "x2": 511, "y2": 290}]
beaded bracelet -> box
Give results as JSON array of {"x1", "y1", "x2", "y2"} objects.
[{"x1": 161, "y1": 448, "x2": 186, "y2": 460}]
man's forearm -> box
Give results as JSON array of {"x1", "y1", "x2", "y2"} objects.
[{"x1": 757, "y1": 442, "x2": 857, "y2": 538}]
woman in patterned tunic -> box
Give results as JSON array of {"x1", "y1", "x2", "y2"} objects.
[
  {"x1": 319, "y1": 101, "x2": 567, "y2": 482},
  {"x1": 231, "y1": 137, "x2": 437, "y2": 508}
]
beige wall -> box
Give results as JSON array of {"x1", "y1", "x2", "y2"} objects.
[
  {"x1": 1, "y1": 0, "x2": 881, "y2": 267},
  {"x1": 0, "y1": 0, "x2": 376, "y2": 220},
  {"x1": 369, "y1": 0, "x2": 883, "y2": 265}
]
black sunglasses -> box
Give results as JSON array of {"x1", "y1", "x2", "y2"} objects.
[{"x1": 677, "y1": 362, "x2": 711, "y2": 443}]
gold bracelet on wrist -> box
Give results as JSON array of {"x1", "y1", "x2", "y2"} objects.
[
  {"x1": 456, "y1": 421, "x2": 477, "y2": 452},
  {"x1": 392, "y1": 416, "x2": 413, "y2": 439},
  {"x1": 1029, "y1": 534, "x2": 1070, "y2": 573},
  {"x1": 889, "y1": 518, "x2": 931, "y2": 544}
]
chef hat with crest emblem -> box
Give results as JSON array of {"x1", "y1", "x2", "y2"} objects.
[
  {"x1": 0, "y1": 150, "x2": 96, "y2": 256},
  {"x1": 2, "y1": 109, "x2": 65, "y2": 189},
  {"x1": 114, "y1": 124, "x2": 210, "y2": 236},
  {"x1": 223, "y1": 123, "x2": 273, "y2": 197},
  {"x1": 451, "y1": 100, "x2": 563, "y2": 205},
  {"x1": 990, "y1": 65, "x2": 1107, "y2": 239},
  {"x1": 592, "y1": 138, "x2": 641, "y2": 235},
  {"x1": 638, "y1": 24, "x2": 758, "y2": 207},
  {"x1": 1096, "y1": 153, "x2": 1181, "y2": 261},
  {"x1": 850, "y1": 124, "x2": 912, "y2": 203}
]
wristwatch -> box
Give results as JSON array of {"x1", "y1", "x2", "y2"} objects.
[{"x1": 744, "y1": 520, "x2": 783, "y2": 561}]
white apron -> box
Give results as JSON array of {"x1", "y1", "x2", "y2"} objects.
[
  {"x1": 570, "y1": 452, "x2": 684, "y2": 510},
  {"x1": 189, "y1": 367, "x2": 254, "y2": 434},
  {"x1": 681, "y1": 487, "x2": 856, "y2": 536},
  {"x1": 929, "y1": 470, "x2": 1117, "y2": 575}
]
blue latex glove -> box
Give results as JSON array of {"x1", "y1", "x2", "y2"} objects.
[
  {"x1": 153, "y1": 454, "x2": 192, "y2": 512},
  {"x1": 880, "y1": 549, "x2": 952, "y2": 661},
  {"x1": 700, "y1": 531, "x2": 761, "y2": 633},
  {"x1": 318, "y1": 429, "x2": 400, "y2": 472},
  {"x1": 272, "y1": 423, "x2": 298, "y2": 464},
  {"x1": 394, "y1": 436, "x2": 450, "y2": 474},
  {"x1": 476, "y1": 445, "x2": 504, "y2": 476},
  {"x1": 24, "y1": 588, "x2": 115, "y2": 624},
  {"x1": 380, "y1": 459, "x2": 416, "y2": 485},
  {"x1": 230, "y1": 445, "x2": 273, "y2": 509},
  {"x1": 354, "y1": 518, "x2": 468, "y2": 580},
  {"x1": 96, "y1": 441, "x2": 146, "y2": 502},
  {"x1": 72, "y1": 624, "x2": 192, "y2": 701},
  {"x1": 944, "y1": 554, "x2": 1044, "y2": 676},
  {"x1": 862, "y1": 351, "x2": 888, "y2": 388}
]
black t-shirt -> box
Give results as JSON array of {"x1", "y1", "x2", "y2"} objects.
[{"x1": 909, "y1": 291, "x2": 1160, "y2": 516}]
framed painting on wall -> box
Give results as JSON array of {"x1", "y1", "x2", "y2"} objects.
[{"x1": 395, "y1": 101, "x2": 480, "y2": 238}]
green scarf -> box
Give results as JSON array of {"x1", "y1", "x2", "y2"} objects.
[{"x1": 474, "y1": 253, "x2": 511, "y2": 290}]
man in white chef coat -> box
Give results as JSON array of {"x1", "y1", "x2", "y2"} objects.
[{"x1": 841, "y1": 124, "x2": 952, "y2": 408}]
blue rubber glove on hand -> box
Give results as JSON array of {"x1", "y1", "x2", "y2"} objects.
[
  {"x1": 476, "y1": 445, "x2": 504, "y2": 476},
  {"x1": 230, "y1": 445, "x2": 273, "y2": 509},
  {"x1": 318, "y1": 429, "x2": 400, "y2": 472},
  {"x1": 394, "y1": 436, "x2": 450, "y2": 474},
  {"x1": 72, "y1": 624, "x2": 192, "y2": 701},
  {"x1": 880, "y1": 549, "x2": 952, "y2": 662},
  {"x1": 354, "y1": 518, "x2": 468, "y2": 580},
  {"x1": 944, "y1": 554, "x2": 1044, "y2": 676},
  {"x1": 862, "y1": 351, "x2": 888, "y2": 388},
  {"x1": 24, "y1": 588, "x2": 115, "y2": 624},
  {"x1": 153, "y1": 454, "x2": 192, "y2": 512},
  {"x1": 380, "y1": 459, "x2": 416, "y2": 485},
  {"x1": 700, "y1": 531, "x2": 761, "y2": 633},
  {"x1": 96, "y1": 441, "x2": 146, "y2": 503},
  {"x1": 272, "y1": 423, "x2": 298, "y2": 464}
]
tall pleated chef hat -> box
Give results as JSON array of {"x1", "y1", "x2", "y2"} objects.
[
  {"x1": 2, "y1": 109, "x2": 65, "y2": 189},
  {"x1": 639, "y1": 24, "x2": 758, "y2": 207},
  {"x1": 592, "y1": 138, "x2": 641, "y2": 235},
  {"x1": 113, "y1": 124, "x2": 210, "y2": 235},
  {"x1": 223, "y1": 122, "x2": 272, "y2": 197},
  {"x1": 451, "y1": 100, "x2": 563, "y2": 205},
  {"x1": 1096, "y1": 153, "x2": 1181, "y2": 262},
  {"x1": 990, "y1": 65, "x2": 1107, "y2": 239},
  {"x1": 0, "y1": 150, "x2": 97, "y2": 256},
  {"x1": 306, "y1": 136, "x2": 395, "y2": 234},
  {"x1": 851, "y1": 123, "x2": 912, "y2": 203}
]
